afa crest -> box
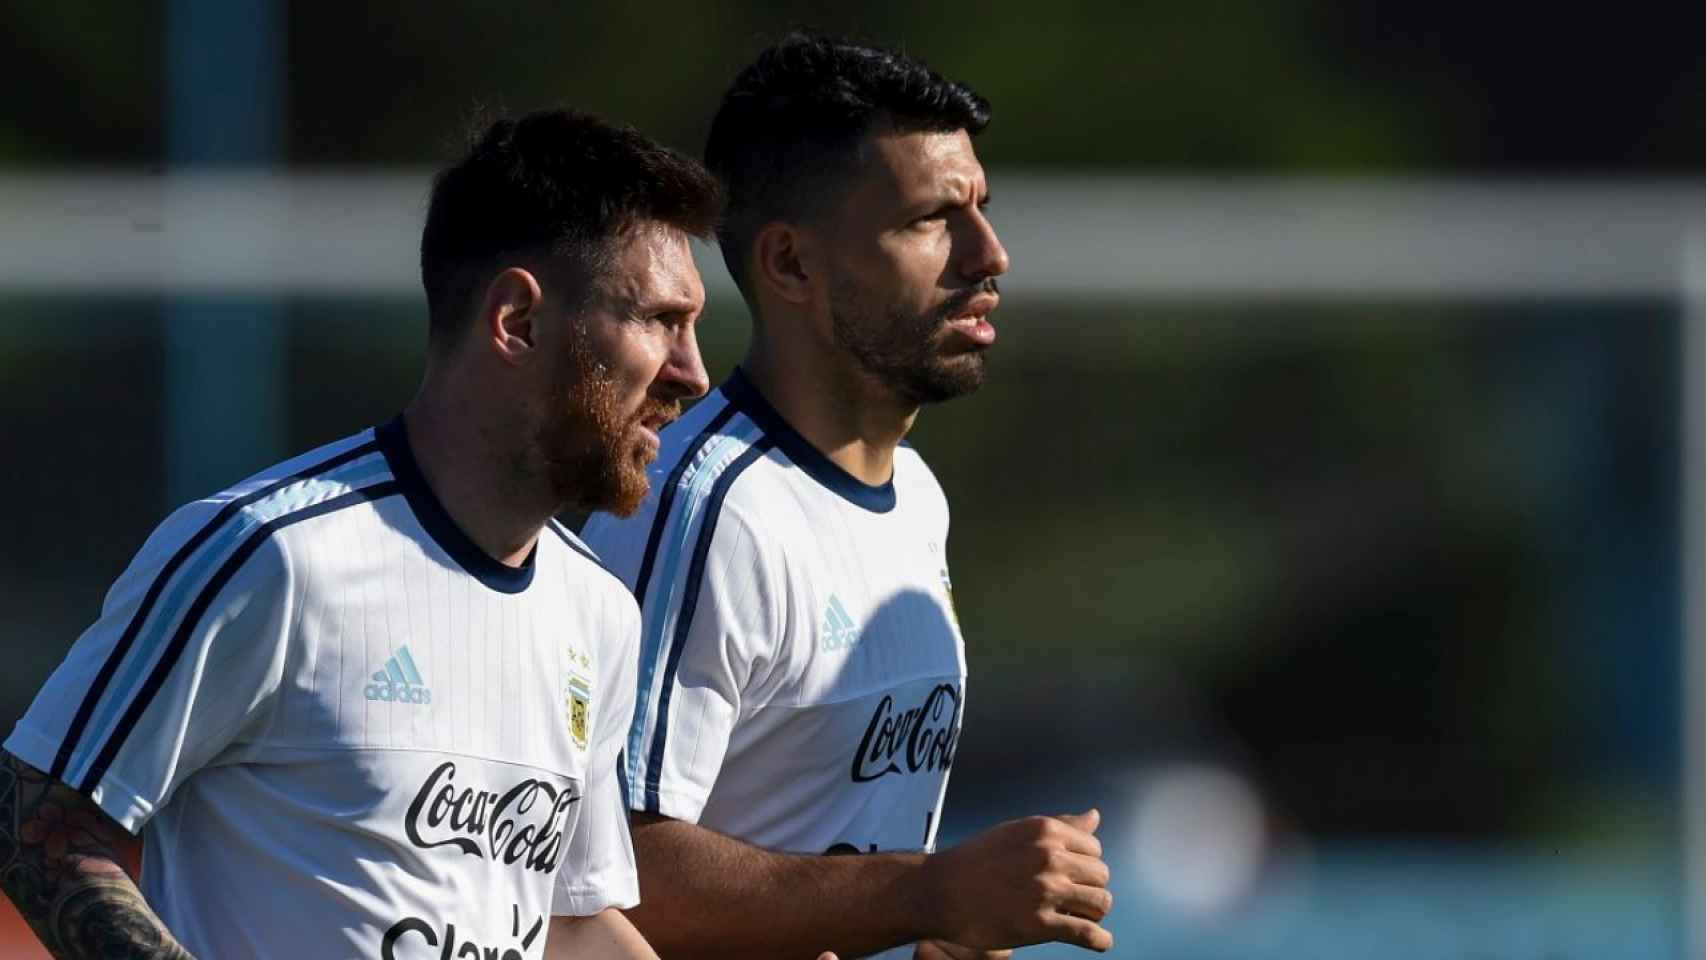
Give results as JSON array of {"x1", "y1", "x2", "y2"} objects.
[{"x1": 566, "y1": 673, "x2": 592, "y2": 750}]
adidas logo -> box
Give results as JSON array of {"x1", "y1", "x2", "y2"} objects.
[
  {"x1": 821, "y1": 595, "x2": 860, "y2": 652},
  {"x1": 364, "y1": 645, "x2": 433, "y2": 704}
]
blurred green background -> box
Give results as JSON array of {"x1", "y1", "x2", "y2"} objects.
[{"x1": 4, "y1": 2, "x2": 1702, "y2": 957}]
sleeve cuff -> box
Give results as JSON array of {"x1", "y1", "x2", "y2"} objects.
[
  {"x1": 627, "y1": 784, "x2": 708, "y2": 824},
  {"x1": 552, "y1": 871, "x2": 640, "y2": 917},
  {"x1": 3, "y1": 726, "x2": 155, "y2": 834}
]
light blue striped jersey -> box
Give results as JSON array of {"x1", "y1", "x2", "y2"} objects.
[
  {"x1": 7, "y1": 418, "x2": 640, "y2": 959},
  {"x1": 582, "y1": 368, "x2": 967, "y2": 873}
]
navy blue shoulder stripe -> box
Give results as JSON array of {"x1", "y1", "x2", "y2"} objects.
[
  {"x1": 630, "y1": 402, "x2": 741, "y2": 608},
  {"x1": 49, "y1": 438, "x2": 382, "y2": 781},
  {"x1": 643, "y1": 437, "x2": 775, "y2": 813},
  {"x1": 545, "y1": 519, "x2": 625, "y2": 589},
  {"x1": 76, "y1": 480, "x2": 399, "y2": 793}
]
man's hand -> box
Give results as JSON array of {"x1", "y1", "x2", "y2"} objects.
[
  {"x1": 624, "y1": 808, "x2": 1110, "y2": 958},
  {"x1": 921, "y1": 809, "x2": 1114, "y2": 953}
]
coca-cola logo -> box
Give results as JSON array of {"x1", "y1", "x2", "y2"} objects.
[
  {"x1": 404, "y1": 761, "x2": 578, "y2": 873},
  {"x1": 850, "y1": 683, "x2": 961, "y2": 783}
]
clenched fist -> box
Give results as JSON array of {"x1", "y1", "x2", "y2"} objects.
[{"x1": 920, "y1": 810, "x2": 1114, "y2": 952}]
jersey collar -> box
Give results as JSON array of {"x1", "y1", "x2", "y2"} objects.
[
  {"x1": 721, "y1": 367, "x2": 898, "y2": 514},
  {"x1": 375, "y1": 416, "x2": 537, "y2": 594}
]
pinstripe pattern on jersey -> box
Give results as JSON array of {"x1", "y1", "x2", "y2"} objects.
[
  {"x1": 50, "y1": 434, "x2": 382, "y2": 783},
  {"x1": 67, "y1": 454, "x2": 394, "y2": 787},
  {"x1": 77, "y1": 481, "x2": 401, "y2": 792},
  {"x1": 546, "y1": 518, "x2": 626, "y2": 593}
]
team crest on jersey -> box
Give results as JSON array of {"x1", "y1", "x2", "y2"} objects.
[{"x1": 566, "y1": 672, "x2": 592, "y2": 750}]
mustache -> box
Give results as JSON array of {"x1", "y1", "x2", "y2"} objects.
[
  {"x1": 631, "y1": 396, "x2": 682, "y2": 427},
  {"x1": 938, "y1": 278, "x2": 1000, "y2": 319}
]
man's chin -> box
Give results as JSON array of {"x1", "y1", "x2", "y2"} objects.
[
  {"x1": 599, "y1": 490, "x2": 646, "y2": 518},
  {"x1": 608, "y1": 449, "x2": 657, "y2": 517},
  {"x1": 911, "y1": 354, "x2": 986, "y2": 404}
]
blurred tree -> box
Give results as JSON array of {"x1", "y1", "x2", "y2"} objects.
[{"x1": 6, "y1": 0, "x2": 1706, "y2": 170}]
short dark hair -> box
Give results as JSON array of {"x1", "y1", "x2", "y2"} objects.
[
  {"x1": 420, "y1": 108, "x2": 720, "y2": 350},
  {"x1": 705, "y1": 33, "x2": 991, "y2": 304}
]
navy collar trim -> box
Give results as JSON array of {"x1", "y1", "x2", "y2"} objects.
[
  {"x1": 376, "y1": 416, "x2": 536, "y2": 594},
  {"x1": 721, "y1": 368, "x2": 898, "y2": 514}
]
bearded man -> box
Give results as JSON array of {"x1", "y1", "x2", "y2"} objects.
[
  {"x1": 582, "y1": 34, "x2": 1114, "y2": 960},
  {"x1": 0, "y1": 108, "x2": 716, "y2": 960}
]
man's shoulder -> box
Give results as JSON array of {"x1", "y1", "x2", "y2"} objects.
[
  {"x1": 203, "y1": 428, "x2": 389, "y2": 521},
  {"x1": 894, "y1": 443, "x2": 949, "y2": 513},
  {"x1": 129, "y1": 428, "x2": 390, "y2": 579},
  {"x1": 544, "y1": 518, "x2": 633, "y2": 598}
]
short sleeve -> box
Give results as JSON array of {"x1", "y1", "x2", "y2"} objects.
[
  {"x1": 623, "y1": 504, "x2": 778, "y2": 823},
  {"x1": 5, "y1": 503, "x2": 293, "y2": 833},
  {"x1": 553, "y1": 595, "x2": 642, "y2": 916}
]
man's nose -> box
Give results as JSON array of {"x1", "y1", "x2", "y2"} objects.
[
  {"x1": 656, "y1": 323, "x2": 710, "y2": 401},
  {"x1": 959, "y1": 207, "x2": 1011, "y2": 283}
]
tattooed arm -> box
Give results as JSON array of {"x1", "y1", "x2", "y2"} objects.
[{"x1": 0, "y1": 751, "x2": 194, "y2": 960}]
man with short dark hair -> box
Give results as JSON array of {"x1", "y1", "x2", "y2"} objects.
[
  {"x1": 0, "y1": 108, "x2": 716, "y2": 960},
  {"x1": 582, "y1": 34, "x2": 1115, "y2": 960}
]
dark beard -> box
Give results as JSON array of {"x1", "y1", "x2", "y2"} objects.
[
  {"x1": 830, "y1": 278, "x2": 995, "y2": 406},
  {"x1": 537, "y1": 352, "x2": 676, "y2": 518}
]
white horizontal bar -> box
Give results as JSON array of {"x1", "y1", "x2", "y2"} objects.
[{"x1": 2, "y1": 171, "x2": 1705, "y2": 298}]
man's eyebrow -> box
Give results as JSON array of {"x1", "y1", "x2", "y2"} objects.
[
  {"x1": 909, "y1": 180, "x2": 976, "y2": 216},
  {"x1": 635, "y1": 294, "x2": 700, "y2": 315}
]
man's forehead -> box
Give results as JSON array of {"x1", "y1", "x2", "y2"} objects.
[
  {"x1": 860, "y1": 128, "x2": 984, "y2": 197},
  {"x1": 600, "y1": 224, "x2": 704, "y2": 306}
]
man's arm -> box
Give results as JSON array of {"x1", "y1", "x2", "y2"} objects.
[
  {"x1": 625, "y1": 810, "x2": 1113, "y2": 960},
  {"x1": 546, "y1": 906, "x2": 660, "y2": 960},
  {"x1": 0, "y1": 752, "x2": 194, "y2": 960}
]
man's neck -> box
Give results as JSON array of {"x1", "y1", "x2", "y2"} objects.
[
  {"x1": 741, "y1": 338, "x2": 917, "y2": 488},
  {"x1": 401, "y1": 381, "x2": 556, "y2": 568}
]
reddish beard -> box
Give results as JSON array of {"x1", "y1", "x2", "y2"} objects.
[{"x1": 539, "y1": 357, "x2": 678, "y2": 517}]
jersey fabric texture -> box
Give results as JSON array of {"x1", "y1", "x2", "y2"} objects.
[
  {"x1": 581, "y1": 367, "x2": 966, "y2": 894},
  {"x1": 7, "y1": 417, "x2": 639, "y2": 959}
]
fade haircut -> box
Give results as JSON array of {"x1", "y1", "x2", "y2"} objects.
[
  {"x1": 704, "y1": 33, "x2": 991, "y2": 306},
  {"x1": 420, "y1": 108, "x2": 720, "y2": 351}
]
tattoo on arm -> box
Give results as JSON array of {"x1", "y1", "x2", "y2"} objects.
[{"x1": 0, "y1": 753, "x2": 194, "y2": 959}]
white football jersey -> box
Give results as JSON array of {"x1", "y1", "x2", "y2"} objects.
[
  {"x1": 7, "y1": 418, "x2": 639, "y2": 959},
  {"x1": 582, "y1": 368, "x2": 966, "y2": 950}
]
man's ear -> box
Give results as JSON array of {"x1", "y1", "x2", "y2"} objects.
[
  {"x1": 481, "y1": 267, "x2": 545, "y2": 366},
  {"x1": 752, "y1": 222, "x2": 817, "y2": 307}
]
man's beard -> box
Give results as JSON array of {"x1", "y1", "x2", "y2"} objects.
[
  {"x1": 536, "y1": 352, "x2": 677, "y2": 518},
  {"x1": 830, "y1": 278, "x2": 996, "y2": 406}
]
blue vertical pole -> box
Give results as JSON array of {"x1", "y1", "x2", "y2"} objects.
[
  {"x1": 1683, "y1": 241, "x2": 1706, "y2": 960},
  {"x1": 163, "y1": 0, "x2": 285, "y2": 505}
]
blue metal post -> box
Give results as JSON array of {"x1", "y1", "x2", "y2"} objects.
[{"x1": 163, "y1": 0, "x2": 285, "y2": 505}]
